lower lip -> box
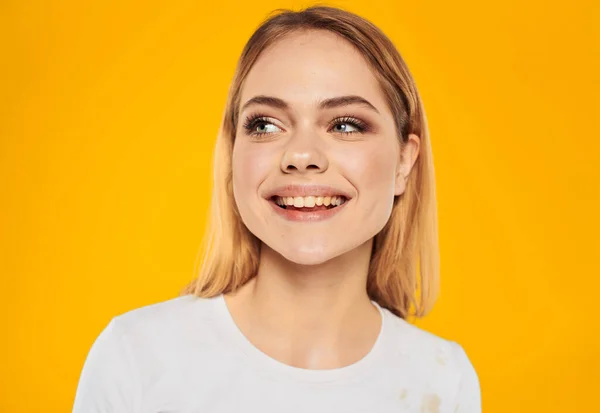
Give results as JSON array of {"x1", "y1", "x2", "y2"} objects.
[{"x1": 268, "y1": 199, "x2": 350, "y2": 222}]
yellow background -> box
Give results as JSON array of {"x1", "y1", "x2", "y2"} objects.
[{"x1": 1, "y1": 0, "x2": 598, "y2": 411}]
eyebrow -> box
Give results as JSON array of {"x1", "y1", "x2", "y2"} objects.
[{"x1": 240, "y1": 95, "x2": 380, "y2": 114}]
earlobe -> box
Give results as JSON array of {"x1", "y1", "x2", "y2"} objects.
[
  {"x1": 394, "y1": 160, "x2": 408, "y2": 196},
  {"x1": 394, "y1": 133, "x2": 420, "y2": 196},
  {"x1": 394, "y1": 170, "x2": 408, "y2": 196}
]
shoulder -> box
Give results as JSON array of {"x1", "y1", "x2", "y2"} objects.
[
  {"x1": 113, "y1": 294, "x2": 214, "y2": 326},
  {"x1": 73, "y1": 295, "x2": 223, "y2": 412},
  {"x1": 108, "y1": 294, "x2": 221, "y2": 346},
  {"x1": 383, "y1": 310, "x2": 480, "y2": 405},
  {"x1": 384, "y1": 312, "x2": 457, "y2": 365}
]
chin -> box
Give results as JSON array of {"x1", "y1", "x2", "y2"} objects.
[{"x1": 271, "y1": 241, "x2": 350, "y2": 266}]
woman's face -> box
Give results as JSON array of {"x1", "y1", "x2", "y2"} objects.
[{"x1": 232, "y1": 30, "x2": 419, "y2": 265}]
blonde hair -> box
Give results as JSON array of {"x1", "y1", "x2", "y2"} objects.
[{"x1": 181, "y1": 5, "x2": 440, "y2": 320}]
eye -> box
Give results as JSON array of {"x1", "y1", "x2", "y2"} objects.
[
  {"x1": 243, "y1": 115, "x2": 282, "y2": 137},
  {"x1": 329, "y1": 116, "x2": 368, "y2": 135},
  {"x1": 332, "y1": 122, "x2": 360, "y2": 133},
  {"x1": 254, "y1": 122, "x2": 281, "y2": 134}
]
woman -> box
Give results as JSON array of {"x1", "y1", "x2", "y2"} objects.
[{"x1": 73, "y1": 6, "x2": 481, "y2": 413}]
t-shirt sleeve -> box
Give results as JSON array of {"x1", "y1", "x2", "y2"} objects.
[
  {"x1": 72, "y1": 318, "x2": 141, "y2": 413},
  {"x1": 451, "y1": 341, "x2": 482, "y2": 413}
]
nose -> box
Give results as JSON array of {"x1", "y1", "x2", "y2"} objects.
[{"x1": 280, "y1": 128, "x2": 329, "y2": 175}]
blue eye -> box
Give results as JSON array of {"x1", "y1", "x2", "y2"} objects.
[
  {"x1": 243, "y1": 115, "x2": 282, "y2": 136},
  {"x1": 332, "y1": 122, "x2": 360, "y2": 133},
  {"x1": 241, "y1": 114, "x2": 370, "y2": 137},
  {"x1": 330, "y1": 117, "x2": 368, "y2": 134},
  {"x1": 254, "y1": 122, "x2": 281, "y2": 134}
]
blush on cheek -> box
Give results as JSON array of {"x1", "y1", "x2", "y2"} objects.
[
  {"x1": 350, "y1": 146, "x2": 398, "y2": 196},
  {"x1": 233, "y1": 145, "x2": 276, "y2": 198}
]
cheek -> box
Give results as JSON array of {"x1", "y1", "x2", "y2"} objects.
[
  {"x1": 344, "y1": 143, "x2": 397, "y2": 195},
  {"x1": 232, "y1": 143, "x2": 274, "y2": 200}
]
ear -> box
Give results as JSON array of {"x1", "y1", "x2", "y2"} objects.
[{"x1": 395, "y1": 133, "x2": 421, "y2": 196}]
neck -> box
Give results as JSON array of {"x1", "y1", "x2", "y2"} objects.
[{"x1": 224, "y1": 238, "x2": 382, "y2": 369}]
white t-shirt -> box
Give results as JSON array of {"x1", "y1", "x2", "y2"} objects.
[{"x1": 72, "y1": 294, "x2": 481, "y2": 413}]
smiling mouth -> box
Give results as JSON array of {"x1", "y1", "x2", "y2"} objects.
[{"x1": 270, "y1": 195, "x2": 348, "y2": 212}]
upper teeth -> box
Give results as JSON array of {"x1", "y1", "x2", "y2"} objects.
[{"x1": 274, "y1": 196, "x2": 347, "y2": 207}]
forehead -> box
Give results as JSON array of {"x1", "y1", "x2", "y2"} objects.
[{"x1": 240, "y1": 30, "x2": 385, "y2": 109}]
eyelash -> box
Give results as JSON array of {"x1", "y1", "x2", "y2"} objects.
[{"x1": 242, "y1": 113, "x2": 370, "y2": 137}]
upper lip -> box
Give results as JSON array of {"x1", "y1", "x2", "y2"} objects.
[{"x1": 264, "y1": 184, "x2": 354, "y2": 200}]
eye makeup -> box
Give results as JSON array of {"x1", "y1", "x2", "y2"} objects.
[
  {"x1": 241, "y1": 112, "x2": 373, "y2": 138},
  {"x1": 327, "y1": 115, "x2": 370, "y2": 134}
]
